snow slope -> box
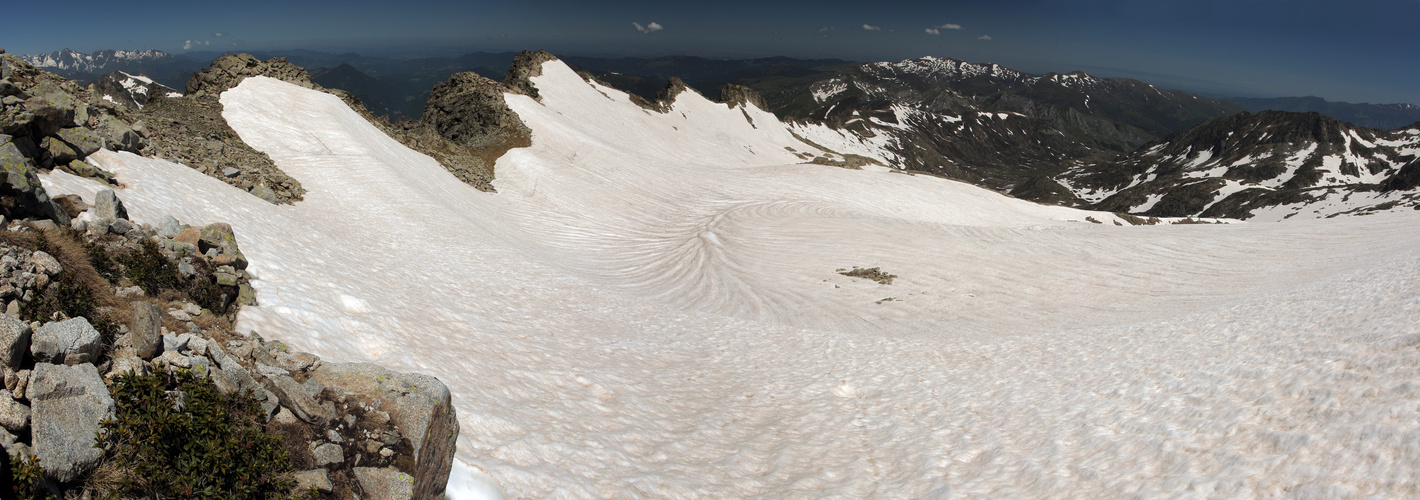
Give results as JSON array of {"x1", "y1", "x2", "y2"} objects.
[{"x1": 42, "y1": 62, "x2": 1420, "y2": 498}]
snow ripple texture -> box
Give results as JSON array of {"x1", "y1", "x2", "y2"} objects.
[{"x1": 41, "y1": 63, "x2": 1420, "y2": 499}]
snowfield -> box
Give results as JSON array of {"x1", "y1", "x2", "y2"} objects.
[{"x1": 42, "y1": 61, "x2": 1420, "y2": 499}]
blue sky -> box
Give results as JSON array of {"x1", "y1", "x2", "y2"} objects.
[{"x1": 5, "y1": 0, "x2": 1418, "y2": 104}]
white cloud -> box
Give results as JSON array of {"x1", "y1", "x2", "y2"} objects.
[
  {"x1": 213, "y1": 32, "x2": 227, "y2": 37},
  {"x1": 633, "y1": 22, "x2": 664, "y2": 34},
  {"x1": 863, "y1": 24, "x2": 882, "y2": 31},
  {"x1": 977, "y1": 35, "x2": 992, "y2": 41},
  {"x1": 925, "y1": 28, "x2": 941, "y2": 35},
  {"x1": 182, "y1": 39, "x2": 211, "y2": 50},
  {"x1": 819, "y1": 26, "x2": 832, "y2": 32},
  {"x1": 940, "y1": 23, "x2": 963, "y2": 30}
]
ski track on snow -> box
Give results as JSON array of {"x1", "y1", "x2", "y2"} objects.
[{"x1": 41, "y1": 64, "x2": 1420, "y2": 499}]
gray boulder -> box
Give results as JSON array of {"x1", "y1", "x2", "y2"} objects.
[
  {"x1": 262, "y1": 374, "x2": 333, "y2": 425},
  {"x1": 157, "y1": 215, "x2": 181, "y2": 237},
  {"x1": 93, "y1": 189, "x2": 127, "y2": 220},
  {"x1": 0, "y1": 314, "x2": 31, "y2": 370},
  {"x1": 41, "y1": 136, "x2": 78, "y2": 164},
  {"x1": 30, "y1": 363, "x2": 114, "y2": 482},
  {"x1": 0, "y1": 389, "x2": 29, "y2": 432},
  {"x1": 120, "y1": 301, "x2": 162, "y2": 360},
  {"x1": 352, "y1": 467, "x2": 415, "y2": 500},
  {"x1": 292, "y1": 469, "x2": 333, "y2": 494},
  {"x1": 31, "y1": 317, "x2": 101, "y2": 365},
  {"x1": 312, "y1": 442, "x2": 343, "y2": 467},
  {"x1": 312, "y1": 363, "x2": 458, "y2": 499}
]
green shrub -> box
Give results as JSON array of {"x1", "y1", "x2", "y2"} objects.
[
  {"x1": 117, "y1": 238, "x2": 182, "y2": 295},
  {"x1": 8, "y1": 453, "x2": 48, "y2": 499},
  {"x1": 97, "y1": 370, "x2": 293, "y2": 498}
]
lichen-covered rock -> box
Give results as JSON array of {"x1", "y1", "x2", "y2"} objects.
[
  {"x1": 31, "y1": 317, "x2": 101, "y2": 365},
  {"x1": 198, "y1": 222, "x2": 246, "y2": 265},
  {"x1": 30, "y1": 362, "x2": 114, "y2": 483},
  {"x1": 55, "y1": 126, "x2": 103, "y2": 158},
  {"x1": 311, "y1": 363, "x2": 458, "y2": 499},
  {"x1": 41, "y1": 135, "x2": 78, "y2": 164},
  {"x1": 0, "y1": 314, "x2": 30, "y2": 370},
  {"x1": 22, "y1": 82, "x2": 76, "y2": 136}
]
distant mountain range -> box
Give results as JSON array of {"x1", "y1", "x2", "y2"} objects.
[
  {"x1": 18, "y1": 47, "x2": 1420, "y2": 218},
  {"x1": 1224, "y1": 96, "x2": 1420, "y2": 131}
]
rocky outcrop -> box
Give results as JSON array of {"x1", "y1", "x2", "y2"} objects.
[
  {"x1": 186, "y1": 53, "x2": 315, "y2": 97},
  {"x1": 503, "y1": 50, "x2": 559, "y2": 100},
  {"x1": 0, "y1": 52, "x2": 148, "y2": 223},
  {"x1": 651, "y1": 77, "x2": 693, "y2": 112},
  {"x1": 422, "y1": 72, "x2": 532, "y2": 155},
  {"x1": 718, "y1": 83, "x2": 768, "y2": 111},
  {"x1": 29, "y1": 362, "x2": 114, "y2": 483},
  {"x1": 94, "y1": 70, "x2": 181, "y2": 109},
  {"x1": 311, "y1": 362, "x2": 459, "y2": 499}
]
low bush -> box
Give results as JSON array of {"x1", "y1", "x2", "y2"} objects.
[{"x1": 95, "y1": 370, "x2": 293, "y2": 498}]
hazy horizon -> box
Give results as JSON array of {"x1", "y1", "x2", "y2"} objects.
[{"x1": 6, "y1": 0, "x2": 1418, "y2": 106}]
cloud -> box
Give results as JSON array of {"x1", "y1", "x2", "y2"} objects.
[
  {"x1": 819, "y1": 26, "x2": 832, "y2": 32},
  {"x1": 939, "y1": 23, "x2": 963, "y2": 30},
  {"x1": 863, "y1": 24, "x2": 882, "y2": 31},
  {"x1": 925, "y1": 28, "x2": 941, "y2": 35},
  {"x1": 213, "y1": 32, "x2": 227, "y2": 37},
  {"x1": 977, "y1": 35, "x2": 992, "y2": 41},
  {"x1": 182, "y1": 39, "x2": 211, "y2": 50},
  {"x1": 633, "y1": 22, "x2": 663, "y2": 34}
]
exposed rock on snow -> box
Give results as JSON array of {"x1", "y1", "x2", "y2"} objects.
[
  {"x1": 94, "y1": 70, "x2": 181, "y2": 109},
  {"x1": 718, "y1": 83, "x2": 768, "y2": 112},
  {"x1": 503, "y1": 49, "x2": 559, "y2": 100},
  {"x1": 186, "y1": 53, "x2": 314, "y2": 97}
]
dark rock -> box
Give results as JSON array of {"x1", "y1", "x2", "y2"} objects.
[
  {"x1": 30, "y1": 362, "x2": 114, "y2": 483},
  {"x1": 186, "y1": 54, "x2": 314, "y2": 96},
  {"x1": 718, "y1": 83, "x2": 768, "y2": 111},
  {"x1": 503, "y1": 50, "x2": 559, "y2": 100},
  {"x1": 94, "y1": 71, "x2": 180, "y2": 109},
  {"x1": 422, "y1": 72, "x2": 532, "y2": 155},
  {"x1": 64, "y1": 159, "x2": 115, "y2": 184},
  {"x1": 31, "y1": 317, "x2": 101, "y2": 366},
  {"x1": 312, "y1": 363, "x2": 458, "y2": 499}
]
